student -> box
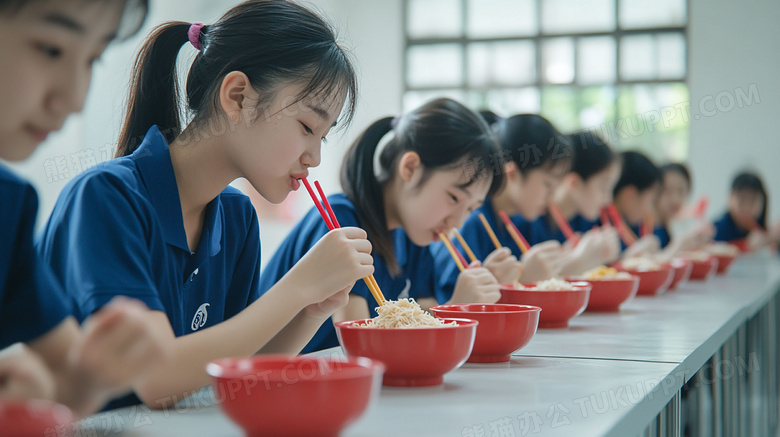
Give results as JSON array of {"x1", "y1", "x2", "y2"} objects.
[
  {"x1": 611, "y1": 151, "x2": 662, "y2": 258},
  {"x1": 653, "y1": 163, "x2": 713, "y2": 259},
  {"x1": 0, "y1": 0, "x2": 165, "y2": 416},
  {"x1": 434, "y1": 113, "x2": 571, "y2": 303},
  {"x1": 539, "y1": 131, "x2": 622, "y2": 274},
  {"x1": 36, "y1": 0, "x2": 373, "y2": 409},
  {"x1": 714, "y1": 171, "x2": 770, "y2": 251},
  {"x1": 259, "y1": 98, "x2": 505, "y2": 353}
]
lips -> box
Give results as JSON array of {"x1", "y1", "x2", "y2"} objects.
[
  {"x1": 25, "y1": 125, "x2": 52, "y2": 143},
  {"x1": 290, "y1": 177, "x2": 301, "y2": 191}
]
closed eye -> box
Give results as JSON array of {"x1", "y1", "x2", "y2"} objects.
[
  {"x1": 448, "y1": 193, "x2": 459, "y2": 204},
  {"x1": 301, "y1": 122, "x2": 314, "y2": 135},
  {"x1": 35, "y1": 42, "x2": 63, "y2": 59}
]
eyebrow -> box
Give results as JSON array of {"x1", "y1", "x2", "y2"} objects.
[
  {"x1": 41, "y1": 12, "x2": 117, "y2": 42},
  {"x1": 307, "y1": 104, "x2": 338, "y2": 128}
]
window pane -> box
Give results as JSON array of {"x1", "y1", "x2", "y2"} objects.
[
  {"x1": 482, "y1": 88, "x2": 542, "y2": 115},
  {"x1": 407, "y1": 0, "x2": 462, "y2": 38},
  {"x1": 657, "y1": 33, "x2": 686, "y2": 79},
  {"x1": 577, "y1": 37, "x2": 616, "y2": 85},
  {"x1": 468, "y1": 41, "x2": 536, "y2": 87},
  {"x1": 541, "y1": 86, "x2": 580, "y2": 133},
  {"x1": 619, "y1": 0, "x2": 686, "y2": 29},
  {"x1": 466, "y1": 0, "x2": 537, "y2": 38},
  {"x1": 616, "y1": 83, "x2": 689, "y2": 161},
  {"x1": 403, "y1": 89, "x2": 466, "y2": 112},
  {"x1": 579, "y1": 86, "x2": 617, "y2": 129},
  {"x1": 542, "y1": 38, "x2": 575, "y2": 84},
  {"x1": 619, "y1": 35, "x2": 655, "y2": 80},
  {"x1": 407, "y1": 44, "x2": 463, "y2": 88},
  {"x1": 541, "y1": 0, "x2": 615, "y2": 34}
]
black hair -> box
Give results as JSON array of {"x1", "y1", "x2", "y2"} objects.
[
  {"x1": 659, "y1": 163, "x2": 691, "y2": 191},
  {"x1": 116, "y1": 0, "x2": 357, "y2": 157},
  {"x1": 0, "y1": 0, "x2": 148, "y2": 41},
  {"x1": 731, "y1": 171, "x2": 768, "y2": 228},
  {"x1": 613, "y1": 151, "x2": 661, "y2": 196},
  {"x1": 493, "y1": 114, "x2": 572, "y2": 176},
  {"x1": 567, "y1": 130, "x2": 617, "y2": 181},
  {"x1": 341, "y1": 98, "x2": 504, "y2": 274},
  {"x1": 479, "y1": 110, "x2": 502, "y2": 127}
]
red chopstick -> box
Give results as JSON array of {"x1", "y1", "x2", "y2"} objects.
[
  {"x1": 301, "y1": 178, "x2": 385, "y2": 305},
  {"x1": 549, "y1": 203, "x2": 580, "y2": 246},
  {"x1": 600, "y1": 208, "x2": 611, "y2": 228},
  {"x1": 607, "y1": 204, "x2": 638, "y2": 246},
  {"x1": 694, "y1": 196, "x2": 709, "y2": 219},
  {"x1": 498, "y1": 211, "x2": 530, "y2": 254}
]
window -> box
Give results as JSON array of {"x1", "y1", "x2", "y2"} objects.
[{"x1": 403, "y1": 0, "x2": 688, "y2": 162}]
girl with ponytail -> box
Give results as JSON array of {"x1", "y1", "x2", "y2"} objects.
[
  {"x1": 37, "y1": 0, "x2": 372, "y2": 409},
  {"x1": 259, "y1": 98, "x2": 506, "y2": 353}
]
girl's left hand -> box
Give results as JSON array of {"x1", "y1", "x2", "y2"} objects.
[
  {"x1": 304, "y1": 287, "x2": 351, "y2": 319},
  {"x1": 483, "y1": 248, "x2": 522, "y2": 285},
  {"x1": 0, "y1": 345, "x2": 56, "y2": 402}
]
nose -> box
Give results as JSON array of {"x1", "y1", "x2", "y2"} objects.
[
  {"x1": 49, "y1": 60, "x2": 90, "y2": 116},
  {"x1": 301, "y1": 140, "x2": 322, "y2": 169}
]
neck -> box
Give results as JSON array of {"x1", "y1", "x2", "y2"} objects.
[
  {"x1": 491, "y1": 188, "x2": 520, "y2": 217},
  {"x1": 169, "y1": 124, "x2": 240, "y2": 219},
  {"x1": 553, "y1": 188, "x2": 578, "y2": 220}
]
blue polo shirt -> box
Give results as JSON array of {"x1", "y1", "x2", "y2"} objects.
[
  {"x1": 713, "y1": 212, "x2": 750, "y2": 242},
  {"x1": 258, "y1": 194, "x2": 434, "y2": 354},
  {"x1": 654, "y1": 225, "x2": 671, "y2": 249},
  {"x1": 432, "y1": 197, "x2": 543, "y2": 303},
  {"x1": 0, "y1": 165, "x2": 72, "y2": 349},
  {"x1": 36, "y1": 125, "x2": 262, "y2": 408}
]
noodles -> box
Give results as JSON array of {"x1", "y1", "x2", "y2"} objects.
[
  {"x1": 707, "y1": 243, "x2": 739, "y2": 256},
  {"x1": 516, "y1": 278, "x2": 576, "y2": 291},
  {"x1": 583, "y1": 266, "x2": 633, "y2": 280},
  {"x1": 680, "y1": 250, "x2": 711, "y2": 262},
  {"x1": 353, "y1": 298, "x2": 456, "y2": 328}
]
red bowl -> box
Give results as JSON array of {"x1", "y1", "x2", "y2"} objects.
[
  {"x1": 566, "y1": 277, "x2": 640, "y2": 312},
  {"x1": 498, "y1": 283, "x2": 591, "y2": 328},
  {"x1": 207, "y1": 355, "x2": 384, "y2": 437},
  {"x1": 614, "y1": 264, "x2": 674, "y2": 296},
  {"x1": 713, "y1": 254, "x2": 736, "y2": 275},
  {"x1": 429, "y1": 304, "x2": 541, "y2": 363},
  {"x1": 668, "y1": 259, "x2": 693, "y2": 290},
  {"x1": 335, "y1": 318, "x2": 477, "y2": 387},
  {"x1": 688, "y1": 257, "x2": 719, "y2": 280},
  {"x1": 0, "y1": 400, "x2": 74, "y2": 437}
]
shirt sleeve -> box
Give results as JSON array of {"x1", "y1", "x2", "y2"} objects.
[
  {"x1": 36, "y1": 172, "x2": 164, "y2": 321},
  {"x1": 0, "y1": 182, "x2": 72, "y2": 348}
]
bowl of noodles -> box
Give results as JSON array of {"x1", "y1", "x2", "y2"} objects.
[
  {"x1": 567, "y1": 266, "x2": 639, "y2": 313},
  {"x1": 707, "y1": 243, "x2": 739, "y2": 275},
  {"x1": 680, "y1": 250, "x2": 719, "y2": 281},
  {"x1": 335, "y1": 299, "x2": 477, "y2": 387},
  {"x1": 498, "y1": 279, "x2": 591, "y2": 328},
  {"x1": 668, "y1": 258, "x2": 693, "y2": 290},
  {"x1": 207, "y1": 355, "x2": 384, "y2": 437},
  {"x1": 613, "y1": 258, "x2": 674, "y2": 296},
  {"x1": 429, "y1": 304, "x2": 541, "y2": 363}
]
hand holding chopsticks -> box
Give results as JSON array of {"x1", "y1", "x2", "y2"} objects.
[
  {"x1": 301, "y1": 178, "x2": 386, "y2": 306},
  {"x1": 498, "y1": 211, "x2": 530, "y2": 254}
]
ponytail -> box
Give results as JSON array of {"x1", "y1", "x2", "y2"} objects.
[
  {"x1": 116, "y1": 22, "x2": 191, "y2": 157},
  {"x1": 341, "y1": 117, "x2": 396, "y2": 273}
]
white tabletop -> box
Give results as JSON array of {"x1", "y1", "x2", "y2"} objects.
[{"x1": 80, "y1": 255, "x2": 780, "y2": 437}]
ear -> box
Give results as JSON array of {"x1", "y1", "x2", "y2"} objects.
[
  {"x1": 219, "y1": 71, "x2": 255, "y2": 123},
  {"x1": 397, "y1": 152, "x2": 422, "y2": 183},
  {"x1": 504, "y1": 161, "x2": 519, "y2": 182}
]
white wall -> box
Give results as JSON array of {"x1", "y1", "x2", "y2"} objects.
[{"x1": 688, "y1": 0, "x2": 780, "y2": 221}]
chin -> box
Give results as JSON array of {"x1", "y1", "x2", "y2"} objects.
[
  {"x1": 0, "y1": 138, "x2": 37, "y2": 161},
  {"x1": 408, "y1": 230, "x2": 433, "y2": 247}
]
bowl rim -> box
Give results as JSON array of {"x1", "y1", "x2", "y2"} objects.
[
  {"x1": 334, "y1": 317, "x2": 479, "y2": 331},
  {"x1": 564, "y1": 275, "x2": 639, "y2": 284},
  {"x1": 206, "y1": 354, "x2": 385, "y2": 381},
  {"x1": 429, "y1": 303, "x2": 542, "y2": 314}
]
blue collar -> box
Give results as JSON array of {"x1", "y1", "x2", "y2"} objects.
[{"x1": 132, "y1": 126, "x2": 222, "y2": 256}]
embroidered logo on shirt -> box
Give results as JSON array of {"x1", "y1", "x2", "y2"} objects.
[
  {"x1": 191, "y1": 303, "x2": 210, "y2": 331},
  {"x1": 398, "y1": 279, "x2": 411, "y2": 300}
]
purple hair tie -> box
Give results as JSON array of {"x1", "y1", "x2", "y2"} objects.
[
  {"x1": 391, "y1": 116, "x2": 401, "y2": 129},
  {"x1": 188, "y1": 22, "x2": 205, "y2": 51}
]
